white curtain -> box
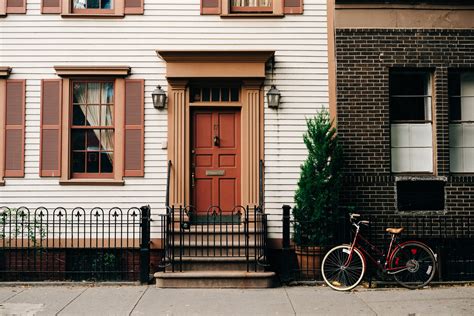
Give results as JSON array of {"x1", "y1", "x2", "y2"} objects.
[
  {"x1": 232, "y1": 0, "x2": 271, "y2": 7},
  {"x1": 74, "y1": 83, "x2": 114, "y2": 165},
  {"x1": 73, "y1": 0, "x2": 87, "y2": 9}
]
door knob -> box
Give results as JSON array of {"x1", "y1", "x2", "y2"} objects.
[{"x1": 213, "y1": 136, "x2": 220, "y2": 147}]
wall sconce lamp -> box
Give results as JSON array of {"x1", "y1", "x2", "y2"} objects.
[
  {"x1": 267, "y1": 85, "x2": 281, "y2": 109},
  {"x1": 152, "y1": 85, "x2": 167, "y2": 109}
]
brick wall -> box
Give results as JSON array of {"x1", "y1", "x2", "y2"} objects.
[{"x1": 336, "y1": 29, "x2": 474, "y2": 232}]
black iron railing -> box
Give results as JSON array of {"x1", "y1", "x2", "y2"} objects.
[
  {"x1": 0, "y1": 206, "x2": 151, "y2": 283},
  {"x1": 280, "y1": 206, "x2": 474, "y2": 282},
  {"x1": 159, "y1": 205, "x2": 268, "y2": 272}
]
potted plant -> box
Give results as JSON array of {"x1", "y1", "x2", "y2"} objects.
[{"x1": 292, "y1": 110, "x2": 343, "y2": 278}]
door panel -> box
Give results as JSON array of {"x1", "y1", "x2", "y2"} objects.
[{"x1": 192, "y1": 108, "x2": 241, "y2": 214}]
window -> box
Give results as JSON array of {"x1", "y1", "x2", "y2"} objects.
[
  {"x1": 40, "y1": 0, "x2": 143, "y2": 16},
  {"x1": 71, "y1": 81, "x2": 114, "y2": 178},
  {"x1": 397, "y1": 180, "x2": 445, "y2": 211},
  {"x1": 449, "y1": 71, "x2": 474, "y2": 173},
  {"x1": 231, "y1": 0, "x2": 273, "y2": 13},
  {"x1": 40, "y1": 66, "x2": 144, "y2": 184},
  {"x1": 390, "y1": 71, "x2": 433, "y2": 173},
  {"x1": 73, "y1": 0, "x2": 113, "y2": 13},
  {"x1": 201, "y1": 0, "x2": 304, "y2": 16}
]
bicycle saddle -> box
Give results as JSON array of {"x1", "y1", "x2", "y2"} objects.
[{"x1": 386, "y1": 227, "x2": 404, "y2": 234}]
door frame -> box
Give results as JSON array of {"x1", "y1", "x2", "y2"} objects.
[{"x1": 158, "y1": 51, "x2": 273, "y2": 208}]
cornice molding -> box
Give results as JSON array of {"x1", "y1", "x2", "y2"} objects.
[{"x1": 54, "y1": 66, "x2": 131, "y2": 77}]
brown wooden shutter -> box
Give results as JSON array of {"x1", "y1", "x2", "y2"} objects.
[
  {"x1": 4, "y1": 80, "x2": 25, "y2": 177},
  {"x1": 41, "y1": 0, "x2": 61, "y2": 14},
  {"x1": 201, "y1": 0, "x2": 220, "y2": 15},
  {"x1": 124, "y1": 79, "x2": 144, "y2": 177},
  {"x1": 124, "y1": 0, "x2": 143, "y2": 14},
  {"x1": 284, "y1": 0, "x2": 303, "y2": 14},
  {"x1": 40, "y1": 80, "x2": 62, "y2": 177},
  {"x1": 6, "y1": 0, "x2": 26, "y2": 14}
]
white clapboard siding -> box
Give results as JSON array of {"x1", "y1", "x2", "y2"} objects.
[{"x1": 0, "y1": 0, "x2": 328, "y2": 239}]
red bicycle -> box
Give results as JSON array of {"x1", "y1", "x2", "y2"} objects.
[{"x1": 322, "y1": 213, "x2": 437, "y2": 291}]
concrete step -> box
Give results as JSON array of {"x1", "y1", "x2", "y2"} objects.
[
  {"x1": 171, "y1": 247, "x2": 259, "y2": 257},
  {"x1": 170, "y1": 234, "x2": 260, "y2": 245},
  {"x1": 154, "y1": 271, "x2": 276, "y2": 288},
  {"x1": 164, "y1": 257, "x2": 265, "y2": 272}
]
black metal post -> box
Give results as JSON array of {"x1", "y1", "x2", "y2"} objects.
[
  {"x1": 282, "y1": 204, "x2": 291, "y2": 281},
  {"x1": 140, "y1": 205, "x2": 151, "y2": 284}
]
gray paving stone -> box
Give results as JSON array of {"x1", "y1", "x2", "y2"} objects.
[
  {"x1": 0, "y1": 303, "x2": 43, "y2": 316},
  {"x1": 6, "y1": 286, "x2": 85, "y2": 316},
  {"x1": 58, "y1": 285, "x2": 146, "y2": 316},
  {"x1": 285, "y1": 286, "x2": 376, "y2": 315},
  {"x1": 131, "y1": 288, "x2": 295, "y2": 316},
  {"x1": 0, "y1": 287, "x2": 24, "y2": 303}
]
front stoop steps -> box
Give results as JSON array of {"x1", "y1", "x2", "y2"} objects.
[
  {"x1": 154, "y1": 271, "x2": 276, "y2": 288},
  {"x1": 154, "y1": 224, "x2": 275, "y2": 288}
]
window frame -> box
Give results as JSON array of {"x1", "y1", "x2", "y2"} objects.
[
  {"x1": 221, "y1": 0, "x2": 283, "y2": 16},
  {"x1": 61, "y1": 0, "x2": 124, "y2": 17},
  {"x1": 448, "y1": 70, "x2": 474, "y2": 174},
  {"x1": 70, "y1": 79, "x2": 116, "y2": 179},
  {"x1": 389, "y1": 69, "x2": 435, "y2": 174}
]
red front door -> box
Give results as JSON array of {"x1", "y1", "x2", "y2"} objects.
[{"x1": 191, "y1": 108, "x2": 241, "y2": 214}]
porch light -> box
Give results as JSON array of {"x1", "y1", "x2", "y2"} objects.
[
  {"x1": 152, "y1": 85, "x2": 167, "y2": 109},
  {"x1": 267, "y1": 85, "x2": 281, "y2": 109}
]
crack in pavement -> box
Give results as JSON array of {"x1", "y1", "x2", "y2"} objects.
[{"x1": 55, "y1": 287, "x2": 89, "y2": 315}]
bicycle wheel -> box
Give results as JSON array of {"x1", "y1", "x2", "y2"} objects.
[
  {"x1": 390, "y1": 242, "x2": 436, "y2": 289},
  {"x1": 322, "y1": 245, "x2": 365, "y2": 291}
]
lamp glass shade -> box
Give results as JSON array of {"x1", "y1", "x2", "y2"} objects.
[
  {"x1": 152, "y1": 86, "x2": 167, "y2": 109},
  {"x1": 267, "y1": 85, "x2": 281, "y2": 108}
]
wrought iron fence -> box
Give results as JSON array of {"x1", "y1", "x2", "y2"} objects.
[
  {"x1": 0, "y1": 206, "x2": 151, "y2": 283},
  {"x1": 280, "y1": 206, "x2": 474, "y2": 282},
  {"x1": 159, "y1": 205, "x2": 268, "y2": 272}
]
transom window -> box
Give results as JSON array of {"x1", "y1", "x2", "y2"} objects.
[
  {"x1": 390, "y1": 71, "x2": 433, "y2": 173},
  {"x1": 231, "y1": 0, "x2": 273, "y2": 12},
  {"x1": 73, "y1": 0, "x2": 113, "y2": 12},
  {"x1": 449, "y1": 71, "x2": 474, "y2": 173},
  {"x1": 71, "y1": 81, "x2": 114, "y2": 178},
  {"x1": 190, "y1": 86, "x2": 240, "y2": 103}
]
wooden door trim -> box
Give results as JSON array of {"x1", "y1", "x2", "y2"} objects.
[{"x1": 168, "y1": 80, "x2": 264, "y2": 207}]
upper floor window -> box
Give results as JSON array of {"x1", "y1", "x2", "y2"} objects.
[
  {"x1": 390, "y1": 70, "x2": 433, "y2": 173},
  {"x1": 449, "y1": 71, "x2": 474, "y2": 173},
  {"x1": 73, "y1": 0, "x2": 113, "y2": 13},
  {"x1": 231, "y1": 0, "x2": 272, "y2": 13}
]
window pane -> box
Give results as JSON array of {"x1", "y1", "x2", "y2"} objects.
[
  {"x1": 73, "y1": 0, "x2": 87, "y2": 9},
  {"x1": 390, "y1": 72, "x2": 431, "y2": 121},
  {"x1": 101, "y1": 153, "x2": 114, "y2": 173},
  {"x1": 72, "y1": 152, "x2": 85, "y2": 173},
  {"x1": 100, "y1": 105, "x2": 113, "y2": 126},
  {"x1": 73, "y1": 105, "x2": 86, "y2": 126},
  {"x1": 71, "y1": 130, "x2": 86, "y2": 150},
  {"x1": 87, "y1": 152, "x2": 100, "y2": 173},
  {"x1": 202, "y1": 88, "x2": 210, "y2": 102},
  {"x1": 221, "y1": 88, "x2": 230, "y2": 102},
  {"x1": 87, "y1": 0, "x2": 100, "y2": 9},
  {"x1": 86, "y1": 105, "x2": 100, "y2": 127},
  {"x1": 100, "y1": 130, "x2": 114, "y2": 151},
  {"x1": 101, "y1": 0, "x2": 112, "y2": 9},
  {"x1": 211, "y1": 88, "x2": 220, "y2": 101},
  {"x1": 87, "y1": 82, "x2": 101, "y2": 104},
  {"x1": 461, "y1": 73, "x2": 474, "y2": 121},
  {"x1": 102, "y1": 82, "x2": 114, "y2": 104},
  {"x1": 232, "y1": 0, "x2": 272, "y2": 7},
  {"x1": 190, "y1": 88, "x2": 201, "y2": 102},
  {"x1": 231, "y1": 88, "x2": 239, "y2": 102},
  {"x1": 87, "y1": 130, "x2": 100, "y2": 151},
  {"x1": 73, "y1": 82, "x2": 86, "y2": 104}
]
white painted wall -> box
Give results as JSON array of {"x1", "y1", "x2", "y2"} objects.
[{"x1": 0, "y1": 0, "x2": 329, "y2": 237}]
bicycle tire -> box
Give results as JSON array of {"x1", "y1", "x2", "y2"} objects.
[
  {"x1": 390, "y1": 242, "x2": 436, "y2": 289},
  {"x1": 322, "y1": 245, "x2": 366, "y2": 291}
]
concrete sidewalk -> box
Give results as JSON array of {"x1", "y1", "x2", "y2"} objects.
[{"x1": 0, "y1": 284, "x2": 473, "y2": 316}]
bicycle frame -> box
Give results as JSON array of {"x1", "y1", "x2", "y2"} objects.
[{"x1": 345, "y1": 223, "x2": 413, "y2": 275}]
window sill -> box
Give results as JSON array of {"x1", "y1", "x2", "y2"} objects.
[
  {"x1": 61, "y1": 13, "x2": 125, "y2": 19},
  {"x1": 59, "y1": 179, "x2": 125, "y2": 186},
  {"x1": 220, "y1": 13, "x2": 284, "y2": 18}
]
